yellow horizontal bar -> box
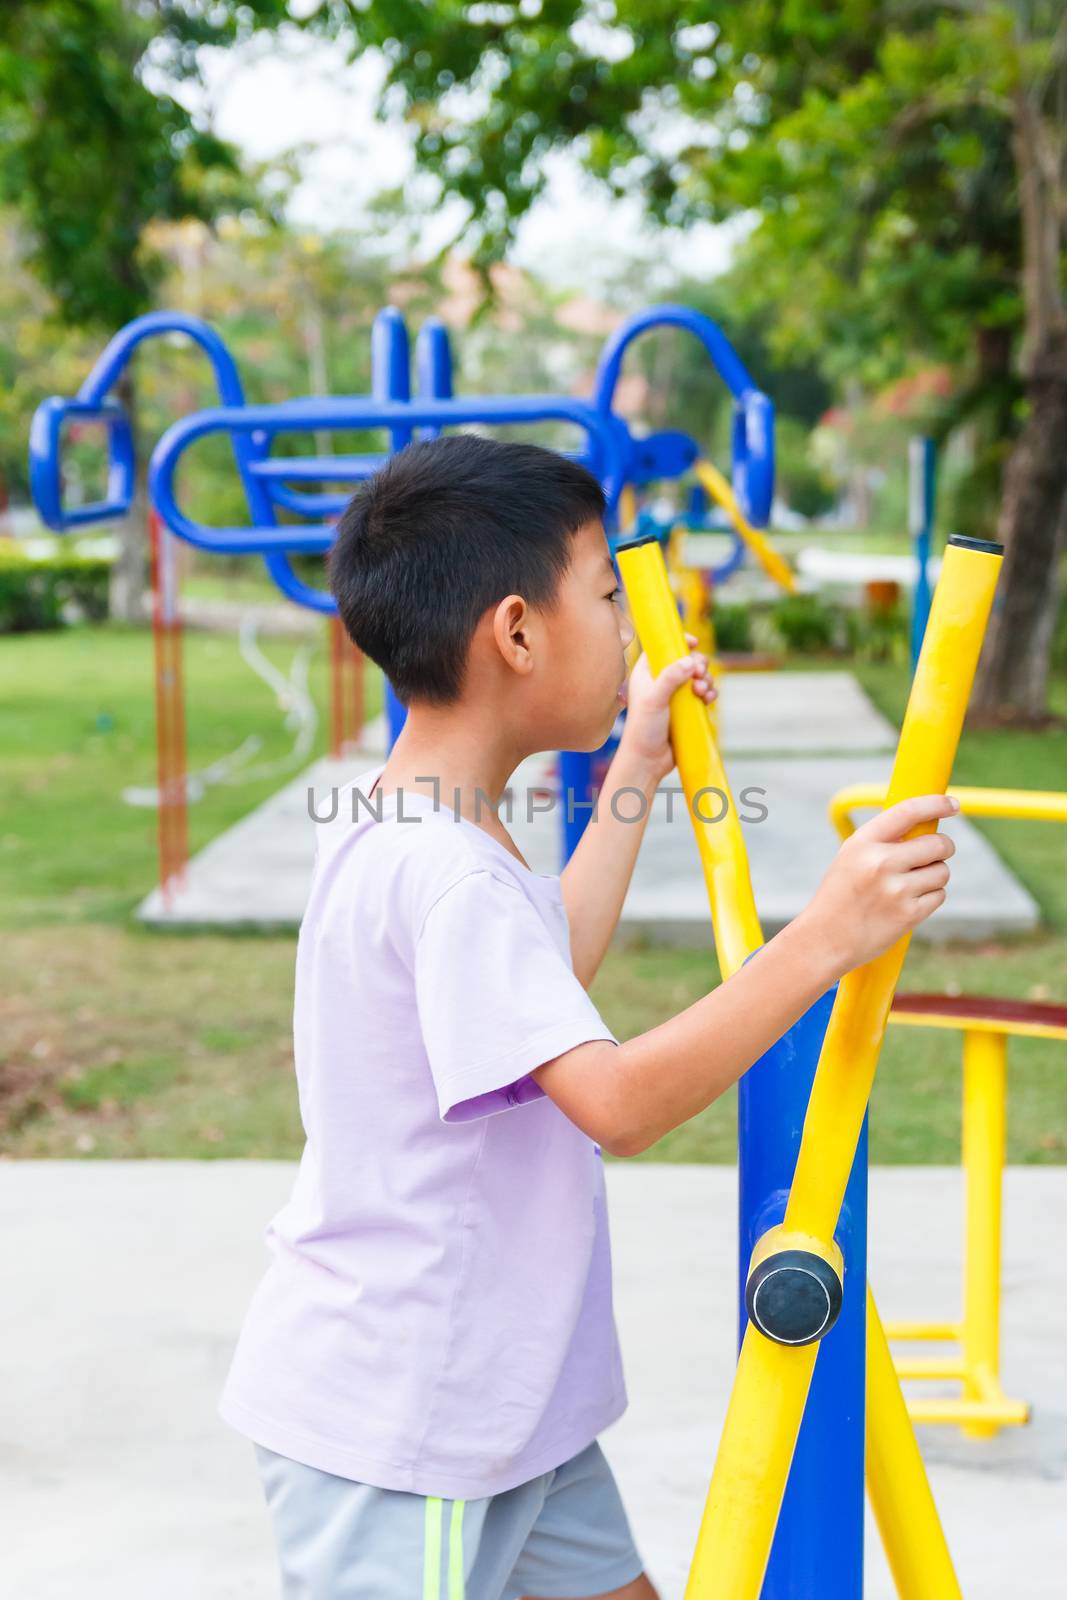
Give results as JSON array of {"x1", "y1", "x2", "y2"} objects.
[
  {"x1": 830, "y1": 781, "x2": 1067, "y2": 840},
  {"x1": 885, "y1": 1322, "x2": 960, "y2": 1343},
  {"x1": 894, "y1": 1358, "x2": 967, "y2": 1380},
  {"x1": 887, "y1": 1010, "x2": 1067, "y2": 1042},
  {"x1": 906, "y1": 1397, "x2": 1030, "y2": 1427}
]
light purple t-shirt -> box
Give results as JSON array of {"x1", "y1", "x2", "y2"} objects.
[{"x1": 219, "y1": 762, "x2": 628, "y2": 1499}]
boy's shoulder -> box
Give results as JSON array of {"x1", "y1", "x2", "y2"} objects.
[{"x1": 313, "y1": 769, "x2": 523, "y2": 942}]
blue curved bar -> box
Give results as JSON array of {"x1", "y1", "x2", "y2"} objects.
[
  {"x1": 29, "y1": 397, "x2": 135, "y2": 530},
  {"x1": 263, "y1": 549, "x2": 334, "y2": 613},
  {"x1": 78, "y1": 310, "x2": 247, "y2": 409},
  {"x1": 591, "y1": 304, "x2": 775, "y2": 526},
  {"x1": 28, "y1": 309, "x2": 253, "y2": 532},
  {"x1": 149, "y1": 394, "x2": 628, "y2": 557},
  {"x1": 593, "y1": 304, "x2": 754, "y2": 411}
]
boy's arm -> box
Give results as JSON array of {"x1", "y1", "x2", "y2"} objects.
[
  {"x1": 558, "y1": 740, "x2": 663, "y2": 988},
  {"x1": 537, "y1": 794, "x2": 958, "y2": 1156}
]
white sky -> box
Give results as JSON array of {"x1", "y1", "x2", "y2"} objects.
[{"x1": 188, "y1": 34, "x2": 741, "y2": 294}]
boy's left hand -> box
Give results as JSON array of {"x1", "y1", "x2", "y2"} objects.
[{"x1": 618, "y1": 633, "x2": 717, "y2": 783}]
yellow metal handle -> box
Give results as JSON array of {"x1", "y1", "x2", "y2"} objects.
[
  {"x1": 830, "y1": 781, "x2": 1067, "y2": 839},
  {"x1": 616, "y1": 535, "x2": 763, "y2": 978},
  {"x1": 693, "y1": 458, "x2": 797, "y2": 594},
  {"x1": 787, "y1": 539, "x2": 1003, "y2": 1240}
]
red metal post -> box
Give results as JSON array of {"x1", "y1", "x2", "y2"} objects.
[{"x1": 148, "y1": 508, "x2": 188, "y2": 906}]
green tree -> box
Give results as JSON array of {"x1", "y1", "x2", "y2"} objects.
[
  {"x1": 339, "y1": 0, "x2": 1067, "y2": 721},
  {"x1": 0, "y1": 0, "x2": 295, "y2": 618}
]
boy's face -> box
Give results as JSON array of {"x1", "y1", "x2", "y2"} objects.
[{"x1": 532, "y1": 519, "x2": 635, "y2": 752}]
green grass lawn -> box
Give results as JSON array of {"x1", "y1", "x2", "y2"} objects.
[{"x1": 1, "y1": 622, "x2": 1064, "y2": 1162}]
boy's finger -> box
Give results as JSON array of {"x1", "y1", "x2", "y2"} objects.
[
  {"x1": 863, "y1": 793, "x2": 960, "y2": 842},
  {"x1": 904, "y1": 861, "x2": 952, "y2": 896},
  {"x1": 654, "y1": 655, "x2": 701, "y2": 695},
  {"x1": 892, "y1": 832, "x2": 956, "y2": 869}
]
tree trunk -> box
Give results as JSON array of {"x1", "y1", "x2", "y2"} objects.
[
  {"x1": 971, "y1": 324, "x2": 1067, "y2": 724},
  {"x1": 108, "y1": 365, "x2": 150, "y2": 625}
]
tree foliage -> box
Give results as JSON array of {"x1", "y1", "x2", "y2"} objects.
[
  {"x1": 340, "y1": 0, "x2": 1066, "y2": 716},
  {"x1": 0, "y1": 1, "x2": 308, "y2": 325}
]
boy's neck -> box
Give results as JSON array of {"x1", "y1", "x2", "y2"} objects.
[{"x1": 374, "y1": 703, "x2": 532, "y2": 818}]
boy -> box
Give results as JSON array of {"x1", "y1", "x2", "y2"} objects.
[{"x1": 220, "y1": 435, "x2": 956, "y2": 1600}]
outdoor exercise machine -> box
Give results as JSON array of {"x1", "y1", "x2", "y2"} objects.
[
  {"x1": 29, "y1": 301, "x2": 786, "y2": 890},
  {"x1": 616, "y1": 528, "x2": 1002, "y2": 1597},
  {"x1": 831, "y1": 782, "x2": 1067, "y2": 1437}
]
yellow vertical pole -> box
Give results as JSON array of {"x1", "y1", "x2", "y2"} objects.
[
  {"x1": 682, "y1": 536, "x2": 1001, "y2": 1600},
  {"x1": 961, "y1": 1027, "x2": 1008, "y2": 1439},
  {"x1": 866, "y1": 1287, "x2": 964, "y2": 1599}
]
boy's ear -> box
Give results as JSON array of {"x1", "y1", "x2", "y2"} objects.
[{"x1": 491, "y1": 593, "x2": 536, "y2": 676}]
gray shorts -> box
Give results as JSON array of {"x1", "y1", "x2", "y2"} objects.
[{"x1": 254, "y1": 1438, "x2": 645, "y2": 1600}]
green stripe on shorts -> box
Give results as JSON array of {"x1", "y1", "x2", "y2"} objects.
[
  {"x1": 449, "y1": 1500, "x2": 466, "y2": 1599},
  {"x1": 423, "y1": 1497, "x2": 443, "y2": 1600},
  {"x1": 423, "y1": 1496, "x2": 465, "y2": 1600}
]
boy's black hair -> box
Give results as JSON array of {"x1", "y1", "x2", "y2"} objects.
[{"x1": 328, "y1": 434, "x2": 606, "y2": 705}]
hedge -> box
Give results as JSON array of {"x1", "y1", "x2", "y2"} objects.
[{"x1": 0, "y1": 546, "x2": 111, "y2": 633}]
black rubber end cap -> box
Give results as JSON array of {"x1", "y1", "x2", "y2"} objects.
[
  {"x1": 947, "y1": 534, "x2": 1004, "y2": 556},
  {"x1": 746, "y1": 1249, "x2": 844, "y2": 1347},
  {"x1": 613, "y1": 532, "x2": 660, "y2": 553}
]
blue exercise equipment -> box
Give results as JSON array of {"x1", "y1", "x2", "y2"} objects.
[{"x1": 28, "y1": 301, "x2": 776, "y2": 867}]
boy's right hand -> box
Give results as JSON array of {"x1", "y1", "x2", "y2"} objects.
[{"x1": 803, "y1": 794, "x2": 959, "y2": 979}]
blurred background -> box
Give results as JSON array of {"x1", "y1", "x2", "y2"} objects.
[
  {"x1": 2, "y1": 10, "x2": 1066, "y2": 1597},
  {"x1": 1, "y1": 1, "x2": 1064, "y2": 1164}
]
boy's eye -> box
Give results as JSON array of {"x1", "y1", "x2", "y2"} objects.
[{"x1": 606, "y1": 586, "x2": 622, "y2": 602}]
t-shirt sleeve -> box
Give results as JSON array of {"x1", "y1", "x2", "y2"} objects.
[{"x1": 414, "y1": 868, "x2": 618, "y2": 1123}]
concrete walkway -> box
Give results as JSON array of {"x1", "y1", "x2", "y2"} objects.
[
  {"x1": 1, "y1": 1161, "x2": 1063, "y2": 1598},
  {"x1": 138, "y1": 672, "x2": 1038, "y2": 939}
]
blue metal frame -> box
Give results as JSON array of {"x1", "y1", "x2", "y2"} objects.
[
  {"x1": 28, "y1": 300, "x2": 776, "y2": 871},
  {"x1": 592, "y1": 303, "x2": 775, "y2": 527},
  {"x1": 29, "y1": 310, "x2": 248, "y2": 531},
  {"x1": 147, "y1": 395, "x2": 627, "y2": 552}
]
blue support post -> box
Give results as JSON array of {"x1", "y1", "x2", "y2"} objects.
[
  {"x1": 909, "y1": 436, "x2": 936, "y2": 673},
  {"x1": 558, "y1": 749, "x2": 595, "y2": 863},
  {"x1": 385, "y1": 681, "x2": 407, "y2": 752},
  {"x1": 374, "y1": 308, "x2": 413, "y2": 744},
  {"x1": 737, "y1": 987, "x2": 869, "y2": 1599}
]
